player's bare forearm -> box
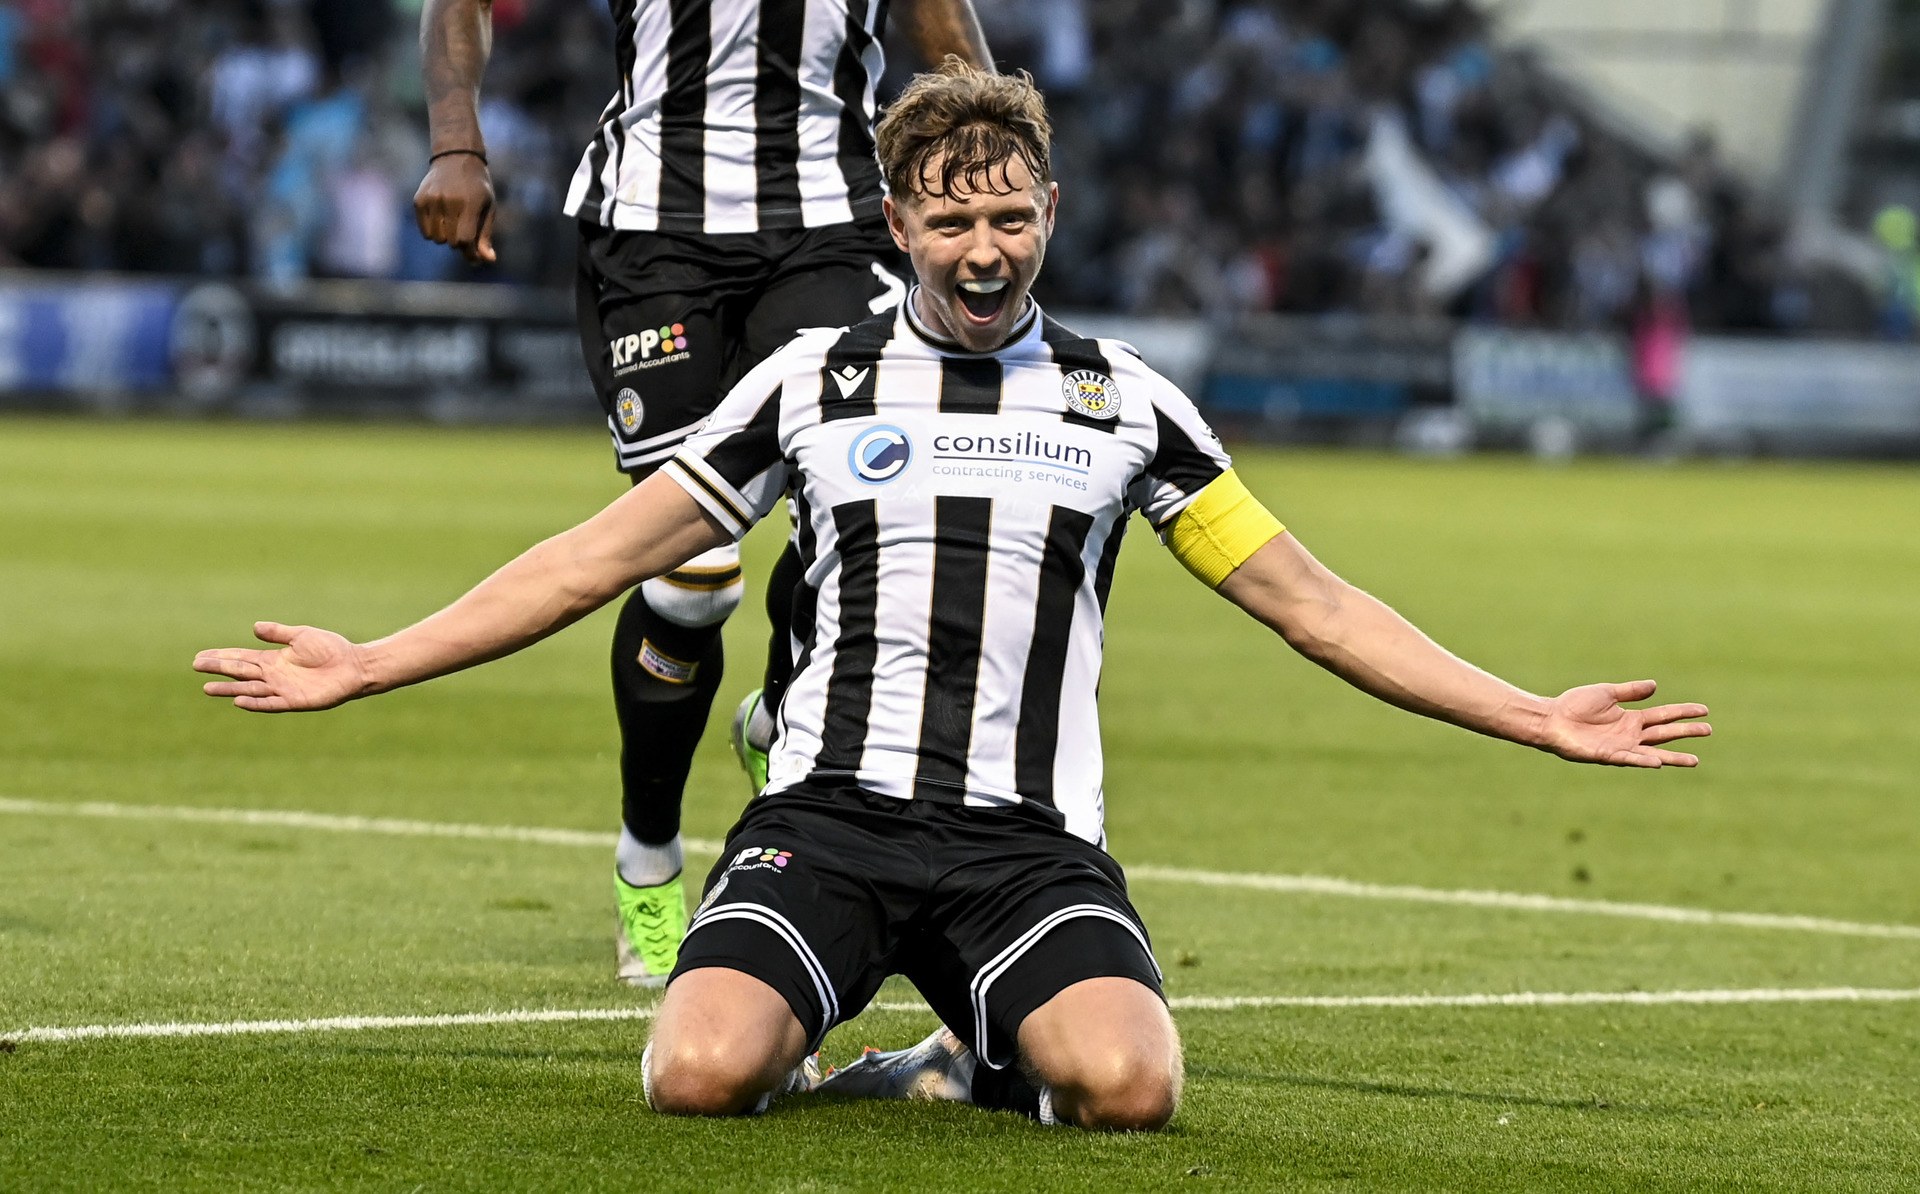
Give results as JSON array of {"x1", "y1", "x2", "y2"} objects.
[
  {"x1": 195, "y1": 475, "x2": 729, "y2": 712},
  {"x1": 1215, "y1": 535, "x2": 1710, "y2": 768},
  {"x1": 1220, "y1": 537, "x2": 1549, "y2": 745},
  {"x1": 420, "y1": 0, "x2": 493, "y2": 153},
  {"x1": 355, "y1": 476, "x2": 726, "y2": 692},
  {"x1": 899, "y1": 0, "x2": 994, "y2": 71}
]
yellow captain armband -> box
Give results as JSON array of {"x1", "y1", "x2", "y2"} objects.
[{"x1": 1163, "y1": 469, "x2": 1286, "y2": 587}]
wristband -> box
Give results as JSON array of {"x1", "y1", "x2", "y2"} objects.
[{"x1": 430, "y1": 148, "x2": 488, "y2": 165}]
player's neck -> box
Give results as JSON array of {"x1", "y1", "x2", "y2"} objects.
[{"x1": 906, "y1": 286, "x2": 1036, "y2": 354}]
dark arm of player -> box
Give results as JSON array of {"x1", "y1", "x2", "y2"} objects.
[
  {"x1": 193, "y1": 475, "x2": 731, "y2": 713},
  {"x1": 415, "y1": 0, "x2": 498, "y2": 261},
  {"x1": 1213, "y1": 533, "x2": 1711, "y2": 768},
  {"x1": 895, "y1": 0, "x2": 994, "y2": 71}
]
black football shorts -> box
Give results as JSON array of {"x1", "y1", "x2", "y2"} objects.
[
  {"x1": 671, "y1": 785, "x2": 1165, "y2": 1069},
  {"x1": 575, "y1": 216, "x2": 906, "y2": 478}
]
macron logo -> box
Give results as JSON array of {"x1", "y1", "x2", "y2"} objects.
[{"x1": 831, "y1": 366, "x2": 870, "y2": 399}]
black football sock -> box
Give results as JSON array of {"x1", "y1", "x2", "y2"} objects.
[
  {"x1": 969, "y1": 1062, "x2": 1047, "y2": 1120},
  {"x1": 611, "y1": 585, "x2": 726, "y2": 848}
]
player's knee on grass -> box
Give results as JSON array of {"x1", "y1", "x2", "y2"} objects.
[
  {"x1": 1018, "y1": 977, "x2": 1183, "y2": 1132},
  {"x1": 643, "y1": 967, "x2": 810, "y2": 1117},
  {"x1": 643, "y1": 1035, "x2": 771, "y2": 1117}
]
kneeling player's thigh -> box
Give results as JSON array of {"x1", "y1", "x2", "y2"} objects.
[
  {"x1": 906, "y1": 876, "x2": 1167, "y2": 1075},
  {"x1": 646, "y1": 967, "x2": 812, "y2": 1111},
  {"x1": 1015, "y1": 973, "x2": 1180, "y2": 1088},
  {"x1": 670, "y1": 801, "x2": 902, "y2": 1050}
]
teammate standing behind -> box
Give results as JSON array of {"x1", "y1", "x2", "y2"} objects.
[{"x1": 412, "y1": 0, "x2": 992, "y2": 987}]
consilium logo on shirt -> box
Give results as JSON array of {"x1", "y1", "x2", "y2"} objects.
[{"x1": 848, "y1": 424, "x2": 913, "y2": 485}]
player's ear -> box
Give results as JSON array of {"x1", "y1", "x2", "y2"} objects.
[
  {"x1": 884, "y1": 194, "x2": 911, "y2": 253},
  {"x1": 1044, "y1": 181, "x2": 1060, "y2": 236}
]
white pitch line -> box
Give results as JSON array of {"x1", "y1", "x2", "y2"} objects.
[
  {"x1": 11, "y1": 988, "x2": 1919, "y2": 1045},
  {"x1": 5, "y1": 797, "x2": 1919, "y2": 942},
  {"x1": 1124, "y1": 865, "x2": 1920, "y2": 941},
  {"x1": 8, "y1": 1006, "x2": 658, "y2": 1044},
  {"x1": 0, "y1": 796, "x2": 709, "y2": 852},
  {"x1": 1165, "y1": 987, "x2": 1920, "y2": 1011}
]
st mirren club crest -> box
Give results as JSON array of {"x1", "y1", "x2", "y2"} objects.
[
  {"x1": 1062, "y1": 370, "x2": 1121, "y2": 421},
  {"x1": 615, "y1": 388, "x2": 644, "y2": 434}
]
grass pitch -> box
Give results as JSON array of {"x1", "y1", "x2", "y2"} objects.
[{"x1": 2, "y1": 416, "x2": 1917, "y2": 1191}]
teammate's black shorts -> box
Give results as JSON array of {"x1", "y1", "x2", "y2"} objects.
[
  {"x1": 575, "y1": 216, "x2": 905, "y2": 478},
  {"x1": 671, "y1": 784, "x2": 1165, "y2": 1070}
]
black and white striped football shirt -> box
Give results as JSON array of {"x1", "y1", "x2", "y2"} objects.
[
  {"x1": 663, "y1": 293, "x2": 1234, "y2": 845},
  {"x1": 565, "y1": 0, "x2": 890, "y2": 234}
]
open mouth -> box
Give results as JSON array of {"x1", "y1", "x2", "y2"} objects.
[{"x1": 955, "y1": 277, "x2": 1010, "y2": 323}]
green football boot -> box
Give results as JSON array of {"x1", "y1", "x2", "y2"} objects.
[
  {"x1": 615, "y1": 871, "x2": 686, "y2": 988},
  {"x1": 729, "y1": 687, "x2": 771, "y2": 796}
]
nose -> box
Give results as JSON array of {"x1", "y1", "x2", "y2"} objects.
[{"x1": 962, "y1": 224, "x2": 1001, "y2": 272}]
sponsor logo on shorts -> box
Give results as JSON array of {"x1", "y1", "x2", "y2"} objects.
[
  {"x1": 636, "y1": 639, "x2": 698, "y2": 685},
  {"x1": 725, "y1": 845, "x2": 795, "y2": 875},
  {"x1": 615, "y1": 388, "x2": 643, "y2": 434},
  {"x1": 1062, "y1": 369, "x2": 1121, "y2": 420},
  {"x1": 610, "y1": 323, "x2": 691, "y2": 376},
  {"x1": 848, "y1": 425, "x2": 912, "y2": 485}
]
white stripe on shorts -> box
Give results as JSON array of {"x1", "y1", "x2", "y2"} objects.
[
  {"x1": 685, "y1": 902, "x2": 840, "y2": 1040},
  {"x1": 968, "y1": 903, "x2": 1159, "y2": 1070}
]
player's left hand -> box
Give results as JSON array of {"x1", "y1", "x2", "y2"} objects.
[
  {"x1": 193, "y1": 622, "x2": 371, "y2": 713},
  {"x1": 1539, "y1": 679, "x2": 1710, "y2": 768}
]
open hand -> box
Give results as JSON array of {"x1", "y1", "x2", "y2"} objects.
[
  {"x1": 193, "y1": 622, "x2": 371, "y2": 713},
  {"x1": 1540, "y1": 680, "x2": 1710, "y2": 768},
  {"x1": 413, "y1": 152, "x2": 496, "y2": 264}
]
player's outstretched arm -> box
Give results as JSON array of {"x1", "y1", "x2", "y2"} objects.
[
  {"x1": 194, "y1": 474, "x2": 729, "y2": 713},
  {"x1": 896, "y1": 0, "x2": 995, "y2": 72},
  {"x1": 1214, "y1": 534, "x2": 1711, "y2": 768},
  {"x1": 414, "y1": 0, "x2": 496, "y2": 263}
]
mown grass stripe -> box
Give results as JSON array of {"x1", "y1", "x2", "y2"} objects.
[{"x1": 6, "y1": 797, "x2": 1919, "y2": 942}]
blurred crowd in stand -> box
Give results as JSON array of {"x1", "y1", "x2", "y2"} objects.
[
  {"x1": 0, "y1": 0, "x2": 606, "y2": 285},
  {"x1": 0, "y1": 0, "x2": 1910, "y2": 340}
]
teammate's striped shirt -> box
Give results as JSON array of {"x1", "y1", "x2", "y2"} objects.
[
  {"x1": 663, "y1": 294, "x2": 1235, "y2": 846},
  {"x1": 564, "y1": 0, "x2": 890, "y2": 234}
]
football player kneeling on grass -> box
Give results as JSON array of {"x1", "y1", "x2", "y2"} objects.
[{"x1": 196, "y1": 63, "x2": 1709, "y2": 1131}]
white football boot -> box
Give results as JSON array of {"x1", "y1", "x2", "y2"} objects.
[{"x1": 814, "y1": 1026, "x2": 976, "y2": 1102}]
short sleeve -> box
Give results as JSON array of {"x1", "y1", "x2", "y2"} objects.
[
  {"x1": 662, "y1": 355, "x2": 793, "y2": 540},
  {"x1": 1130, "y1": 381, "x2": 1234, "y2": 531}
]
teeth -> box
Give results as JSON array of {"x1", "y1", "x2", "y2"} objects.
[{"x1": 957, "y1": 279, "x2": 1008, "y2": 294}]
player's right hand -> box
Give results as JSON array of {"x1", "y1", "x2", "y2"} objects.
[
  {"x1": 193, "y1": 622, "x2": 371, "y2": 713},
  {"x1": 413, "y1": 152, "x2": 497, "y2": 264}
]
